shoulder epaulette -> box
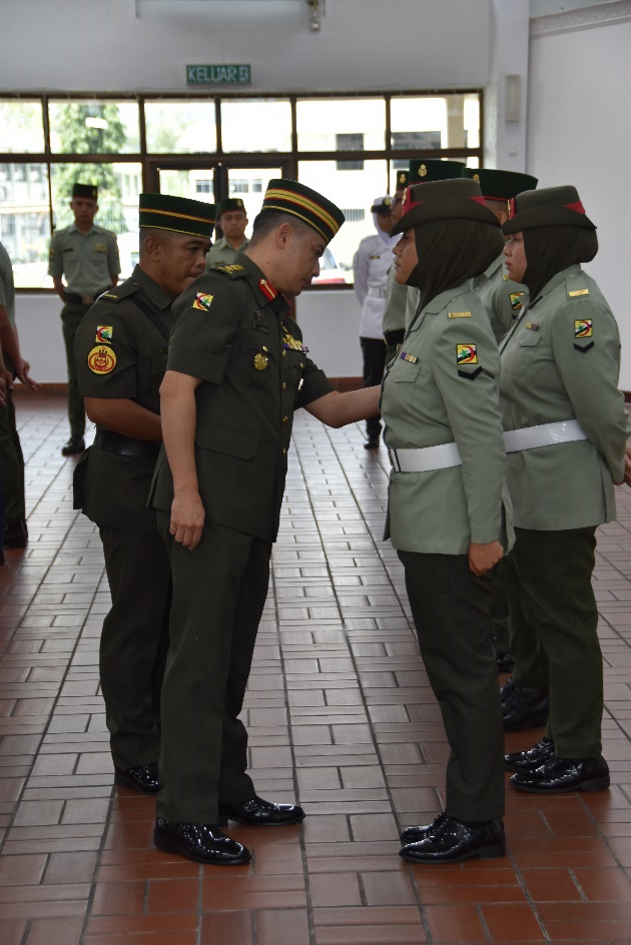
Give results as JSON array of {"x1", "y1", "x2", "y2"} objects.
[
  {"x1": 99, "y1": 281, "x2": 140, "y2": 303},
  {"x1": 566, "y1": 273, "x2": 590, "y2": 300},
  {"x1": 211, "y1": 263, "x2": 248, "y2": 279}
]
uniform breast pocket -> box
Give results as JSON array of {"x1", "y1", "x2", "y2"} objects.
[
  {"x1": 504, "y1": 330, "x2": 543, "y2": 376},
  {"x1": 384, "y1": 359, "x2": 422, "y2": 408},
  {"x1": 240, "y1": 331, "x2": 277, "y2": 388}
]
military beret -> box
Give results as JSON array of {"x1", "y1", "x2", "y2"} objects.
[
  {"x1": 461, "y1": 167, "x2": 538, "y2": 201},
  {"x1": 72, "y1": 183, "x2": 98, "y2": 200},
  {"x1": 408, "y1": 159, "x2": 465, "y2": 183},
  {"x1": 217, "y1": 198, "x2": 247, "y2": 216},
  {"x1": 138, "y1": 193, "x2": 216, "y2": 238},
  {"x1": 502, "y1": 185, "x2": 596, "y2": 234},
  {"x1": 262, "y1": 179, "x2": 344, "y2": 244},
  {"x1": 371, "y1": 196, "x2": 393, "y2": 214},
  {"x1": 391, "y1": 178, "x2": 500, "y2": 237}
]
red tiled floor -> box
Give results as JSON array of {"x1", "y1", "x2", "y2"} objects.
[{"x1": 2, "y1": 393, "x2": 631, "y2": 944}]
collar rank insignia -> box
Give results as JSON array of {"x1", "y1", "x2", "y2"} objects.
[
  {"x1": 259, "y1": 278, "x2": 278, "y2": 302},
  {"x1": 503, "y1": 273, "x2": 510, "y2": 281},
  {"x1": 574, "y1": 319, "x2": 593, "y2": 338},
  {"x1": 456, "y1": 344, "x2": 478, "y2": 365},
  {"x1": 448, "y1": 311, "x2": 471, "y2": 319},
  {"x1": 399, "y1": 351, "x2": 418, "y2": 363},
  {"x1": 88, "y1": 345, "x2": 117, "y2": 375},
  {"x1": 192, "y1": 293, "x2": 214, "y2": 311},
  {"x1": 509, "y1": 292, "x2": 525, "y2": 311},
  {"x1": 96, "y1": 325, "x2": 113, "y2": 344}
]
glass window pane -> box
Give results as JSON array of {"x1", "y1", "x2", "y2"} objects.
[
  {"x1": 0, "y1": 163, "x2": 50, "y2": 288},
  {"x1": 0, "y1": 100, "x2": 45, "y2": 153},
  {"x1": 390, "y1": 93, "x2": 480, "y2": 150},
  {"x1": 298, "y1": 159, "x2": 389, "y2": 286},
  {"x1": 48, "y1": 100, "x2": 140, "y2": 154},
  {"x1": 296, "y1": 98, "x2": 385, "y2": 153},
  {"x1": 50, "y1": 162, "x2": 143, "y2": 281},
  {"x1": 145, "y1": 100, "x2": 217, "y2": 154},
  {"x1": 157, "y1": 168, "x2": 216, "y2": 204},
  {"x1": 221, "y1": 99, "x2": 291, "y2": 153},
  {"x1": 226, "y1": 166, "x2": 282, "y2": 224}
]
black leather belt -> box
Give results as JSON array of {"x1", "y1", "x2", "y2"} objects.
[
  {"x1": 385, "y1": 329, "x2": 405, "y2": 347},
  {"x1": 65, "y1": 289, "x2": 110, "y2": 305},
  {"x1": 93, "y1": 428, "x2": 160, "y2": 460}
]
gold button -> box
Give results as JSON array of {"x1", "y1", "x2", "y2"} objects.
[
  {"x1": 282, "y1": 350, "x2": 287, "y2": 358},
  {"x1": 282, "y1": 416, "x2": 288, "y2": 423},
  {"x1": 262, "y1": 346, "x2": 269, "y2": 353},
  {"x1": 282, "y1": 382, "x2": 287, "y2": 391},
  {"x1": 300, "y1": 362, "x2": 304, "y2": 368}
]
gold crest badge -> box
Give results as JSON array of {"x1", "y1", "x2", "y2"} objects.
[
  {"x1": 88, "y1": 345, "x2": 117, "y2": 375},
  {"x1": 419, "y1": 164, "x2": 428, "y2": 178},
  {"x1": 254, "y1": 353, "x2": 269, "y2": 371}
]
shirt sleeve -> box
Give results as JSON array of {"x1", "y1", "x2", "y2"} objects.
[
  {"x1": 74, "y1": 299, "x2": 140, "y2": 399},
  {"x1": 167, "y1": 276, "x2": 242, "y2": 383},
  {"x1": 47, "y1": 233, "x2": 63, "y2": 279}
]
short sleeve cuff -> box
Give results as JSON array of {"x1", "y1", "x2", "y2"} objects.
[{"x1": 167, "y1": 343, "x2": 231, "y2": 384}]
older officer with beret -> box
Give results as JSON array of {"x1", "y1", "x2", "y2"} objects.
[
  {"x1": 150, "y1": 179, "x2": 382, "y2": 865},
  {"x1": 73, "y1": 194, "x2": 215, "y2": 794},
  {"x1": 382, "y1": 178, "x2": 511, "y2": 864},
  {"x1": 500, "y1": 186, "x2": 631, "y2": 793}
]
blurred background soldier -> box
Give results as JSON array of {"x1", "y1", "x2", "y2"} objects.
[{"x1": 205, "y1": 197, "x2": 249, "y2": 269}]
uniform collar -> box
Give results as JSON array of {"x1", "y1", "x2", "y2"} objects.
[
  {"x1": 68, "y1": 221, "x2": 99, "y2": 236},
  {"x1": 530, "y1": 263, "x2": 581, "y2": 307},
  {"x1": 131, "y1": 264, "x2": 175, "y2": 311},
  {"x1": 237, "y1": 253, "x2": 290, "y2": 313}
]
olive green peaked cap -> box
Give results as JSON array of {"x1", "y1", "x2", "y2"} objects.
[
  {"x1": 461, "y1": 167, "x2": 538, "y2": 201},
  {"x1": 502, "y1": 185, "x2": 596, "y2": 234},
  {"x1": 408, "y1": 159, "x2": 464, "y2": 183},
  {"x1": 217, "y1": 197, "x2": 246, "y2": 216},
  {"x1": 262, "y1": 179, "x2": 344, "y2": 243},
  {"x1": 391, "y1": 177, "x2": 500, "y2": 236},
  {"x1": 139, "y1": 194, "x2": 216, "y2": 238}
]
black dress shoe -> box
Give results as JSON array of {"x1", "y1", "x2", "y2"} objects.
[
  {"x1": 218, "y1": 794, "x2": 305, "y2": 826},
  {"x1": 363, "y1": 435, "x2": 380, "y2": 449},
  {"x1": 399, "y1": 815, "x2": 506, "y2": 864},
  {"x1": 62, "y1": 435, "x2": 85, "y2": 456},
  {"x1": 510, "y1": 755, "x2": 610, "y2": 794},
  {"x1": 400, "y1": 810, "x2": 448, "y2": 843},
  {"x1": 501, "y1": 678, "x2": 549, "y2": 732},
  {"x1": 2, "y1": 520, "x2": 27, "y2": 549},
  {"x1": 496, "y1": 650, "x2": 515, "y2": 672},
  {"x1": 505, "y1": 736, "x2": 554, "y2": 772},
  {"x1": 114, "y1": 762, "x2": 160, "y2": 794},
  {"x1": 154, "y1": 819, "x2": 251, "y2": 865}
]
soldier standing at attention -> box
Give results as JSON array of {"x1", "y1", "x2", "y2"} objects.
[
  {"x1": 204, "y1": 197, "x2": 249, "y2": 269},
  {"x1": 48, "y1": 183, "x2": 120, "y2": 456},
  {"x1": 149, "y1": 179, "x2": 382, "y2": 866},
  {"x1": 73, "y1": 194, "x2": 216, "y2": 795}
]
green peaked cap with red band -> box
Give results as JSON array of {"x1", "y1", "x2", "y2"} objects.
[
  {"x1": 391, "y1": 178, "x2": 500, "y2": 236},
  {"x1": 262, "y1": 179, "x2": 345, "y2": 244},
  {"x1": 503, "y1": 185, "x2": 596, "y2": 234},
  {"x1": 139, "y1": 193, "x2": 216, "y2": 238}
]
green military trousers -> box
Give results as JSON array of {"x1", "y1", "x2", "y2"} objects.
[
  {"x1": 99, "y1": 527, "x2": 171, "y2": 768},
  {"x1": 398, "y1": 551, "x2": 505, "y2": 822},
  {"x1": 0, "y1": 383, "x2": 25, "y2": 524},
  {"x1": 504, "y1": 526, "x2": 603, "y2": 759},
  {"x1": 61, "y1": 301, "x2": 90, "y2": 437},
  {"x1": 155, "y1": 513, "x2": 273, "y2": 824}
]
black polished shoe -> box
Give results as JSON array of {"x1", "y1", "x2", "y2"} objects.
[
  {"x1": 505, "y1": 736, "x2": 555, "y2": 772},
  {"x1": 153, "y1": 819, "x2": 251, "y2": 865},
  {"x1": 363, "y1": 434, "x2": 380, "y2": 450},
  {"x1": 218, "y1": 794, "x2": 305, "y2": 826},
  {"x1": 496, "y1": 650, "x2": 515, "y2": 672},
  {"x1": 114, "y1": 762, "x2": 161, "y2": 794},
  {"x1": 501, "y1": 678, "x2": 549, "y2": 732},
  {"x1": 399, "y1": 815, "x2": 506, "y2": 864},
  {"x1": 62, "y1": 435, "x2": 85, "y2": 456},
  {"x1": 400, "y1": 810, "x2": 449, "y2": 843},
  {"x1": 510, "y1": 755, "x2": 610, "y2": 794},
  {"x1": 2, "y1": 520, "x2": 27, "y2": 549}
]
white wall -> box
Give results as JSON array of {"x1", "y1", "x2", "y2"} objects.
[{"x1": 528, "y1": 8, "x2": 631, "y2": 387}]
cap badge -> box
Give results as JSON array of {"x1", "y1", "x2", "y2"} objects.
[
  {"x1": 419, "y1": 164, "x2": 428, "y2": 178},
  {"x1": 472, "y1": 174, "x2": 481, "y2": 184}
]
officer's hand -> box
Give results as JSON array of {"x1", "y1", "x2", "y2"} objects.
[
  {"x1": 16, "y1": 359, "x2": 39, "y2": 391},
  {"x1": 468, "y1": 540, "x2": 504, "y2": 576},
  {"x1": 170, "y1": 492, "x2": 205, "y2": 551}
]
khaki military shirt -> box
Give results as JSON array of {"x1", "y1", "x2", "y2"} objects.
[
  {"x1": 73, "y1": 265, "x2": 173, "y2": 534},
  {"x1": 204, "y1": 236, "x2": 250, "y2": 270},
  {"x1": 499, "y1": 264, "x2": 631, "y2": 531},
  {"x1": 381, "y1": 282, "x2": 511, "y2": 555},
  {"x1": 48, "y1": 222, "x2": 120, "y2": 295},
  {"x1": 470, "y1": 254, "x2": 528, "y2": 344},
  {"x1": 150, "y1": 254, "x2": 332, "y2": 542}
]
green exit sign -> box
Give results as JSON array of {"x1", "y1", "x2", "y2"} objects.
[{"x1": 187, "y1": 64, "x2": 251, "y2": 85}]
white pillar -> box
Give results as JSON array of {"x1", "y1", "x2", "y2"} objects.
[{"x1": 484, "y1": 0, "x2": 530, "y2": 171}]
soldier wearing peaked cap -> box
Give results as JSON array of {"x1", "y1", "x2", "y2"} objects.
[
  {"x1": 73, "y1": 193, "x2": 216, "y2": 797},
  {"x1": 499, "y1": 186, "x2": 631, "y2": 795},
  {"x1": 205, "y1": 197, "x2": 250, "y2": 269},
  {"x1": 48, "y1": 183, "x2": 120, "y2": 456},
  {"x1": 383, "y1": 178, "x2": 512, "y2": 865},
  {"x1": 149, "y1": 179, "x2": 382, "y2": 866}
]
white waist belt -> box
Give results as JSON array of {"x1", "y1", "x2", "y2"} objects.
[
  {"x1": 388, "y1": 420, "x2": 588, "y2": 473},
  {"x1": 367, "y1": 287, "x2": 387, "y2": 299}
]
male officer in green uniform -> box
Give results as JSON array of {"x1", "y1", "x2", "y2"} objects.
[
  {"x1": 73, "y1": 194, "x2": 216, "y2": 794},
  {"x1": 149, "y1": 179, "x2": 382, "y2": 866},
  {"x1": 204, "y1": 197, "x2": 249, "y2": 269},
  {"x1": 48, "y1": 183, "x2": 120, "y2": 455}
]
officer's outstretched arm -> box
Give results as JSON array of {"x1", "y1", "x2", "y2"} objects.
[
  {"x1": 160, "y1": 369, "x2": 205, "y2": 551},
  {"x1": 305, "y1": 385, "x2": 381, "y2": 428}
]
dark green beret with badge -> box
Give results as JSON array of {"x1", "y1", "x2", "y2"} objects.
[
  {"x1": 217, "y1": 197, "x2": 246, "y2": 216},
  {"x1": 409, "y1": 159, "x2": 464, "y2": 183},
  {"x1": 139, "y1": 193, "x2": 217, "y2": 238},
  {"x1": 461, "y1": 167, "x2": 538, "y2": 202},
  {"x1": 391, "y1": 177, "x2": 500, "y2": 236},
  {"x1": 503, "y1": 185, "x2": 596, "y2": 234},
  {"x1": 72, "y1": 182, "x2": 98, "y2": 200},
  {"x1": 262, "y1": 179, "x2": 345, "y2": 244}
]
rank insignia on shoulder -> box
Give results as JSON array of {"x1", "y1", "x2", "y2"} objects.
[
  {"x1": 88, "y1": 345, "x2": 116, "y2": 375},
  {"x1": 448, "y1": 311, "x2": 471, "y2": 319},
  {"x1": 220, "y1": 264, "x2": 245, "y2": 272},
  {"x1": 399, "y1": 351, "x2": 418, "y2": 363},
  {"x1": 569, "y1": 288, "x2": 589, "y2": 298},
  {"x1": 96, "y1": 326, "x2": 113, "y2": 344},
  {"x1": 258, "y1": 278, "x2": 278, "y2": 301},
  {"x1": 192, "y1": 293, "x2": 214, "y2": 311},
  {"x1": 456, "y1": 344, "x2": 478, "y2": 365},
  {"x1": 574, "y1": 319, "x2": 593, "y2": 338},
  {"x1": 509, "y1": 292, "x2": 525, "y2": 311},
  {"x1": 101, "y1": 292, "x2": 118, "y2": 300},
  {"x1": 525, "y1": 322, "x2": 539, "y2": 332}
]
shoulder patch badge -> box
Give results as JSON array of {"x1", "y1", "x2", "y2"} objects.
[
  {"x1": 448, "y1": 311, "x2": 471, "y2": 319},
  {"x1": 574, "y1": 319, "x2": 593, "y2": 338},
  {"x1": 88, "y1": 345, "x2": 117, "y2": 375},
  {"x1": 192, "y1": 293, "x2": 214, "y2": 312},
  {"x1": 96, "y1": 326, "x2": 113, "y2": 344},
  {"x1": 509, "y1": 292, "x2": 525, "y2": 311},
  {"x1": 456, "y1": 344, "x2": 478, "y2": 365}
]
